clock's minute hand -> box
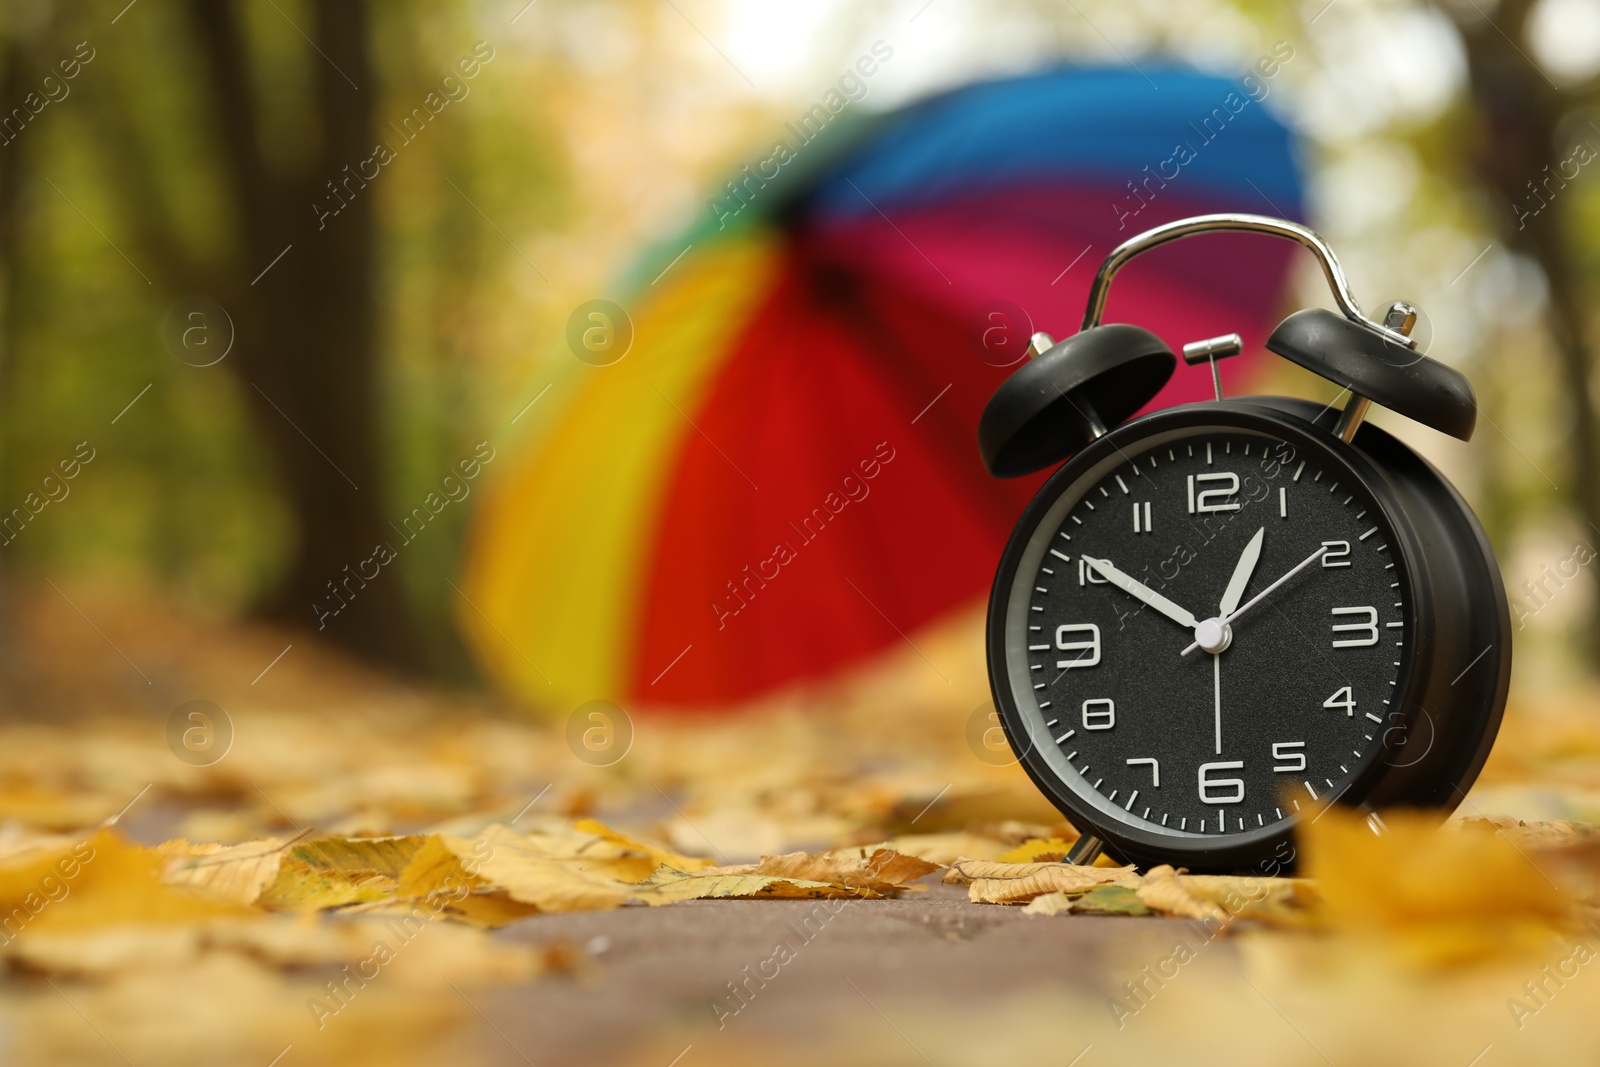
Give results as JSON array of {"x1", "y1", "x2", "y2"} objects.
[
  {"x1": 1081, "y1": 556, "x2": 1199, "y2": 630},
  {"x1": 1182, "y1": 544, "x2": 1330, "y2": 656}
]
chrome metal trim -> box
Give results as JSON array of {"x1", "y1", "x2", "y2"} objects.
[{"x1": 1080, "y1": 213, "x2": 1418, "y2": 350}]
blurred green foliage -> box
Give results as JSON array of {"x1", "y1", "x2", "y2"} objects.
[{"x1": 1, "y1": 0, "x2": 1598, "y2": 687}]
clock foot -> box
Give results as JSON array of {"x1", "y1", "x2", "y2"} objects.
[{"x1": 1065, "y1": 833, "x2": 1105, "y2": 866}]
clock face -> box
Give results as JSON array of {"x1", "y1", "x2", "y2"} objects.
[{"x1": 996, "y1": 416, "x2": 1416, "y2": 853}]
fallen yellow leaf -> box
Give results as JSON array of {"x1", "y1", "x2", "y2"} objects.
[
  {"x1": 743, "y1": 847, "x2": 939, "y2": 893},
  {"x1": 257, "y1": 860, "x2": 394, "y2": 912},
  {"x1": 943, "y1": 857, "x2": 1134, "y2": 903},
  {"x1": 1024, "y1": 884, "x2": 1151, "y2": 916},
  {"x1": 285, "y1": 835, "x2": 428, "y2": 879},
  {"x1": 995, "y1": 838, "x2": 1077, "y2": 863},
  {"x1": 877, "y1": 831, "x2": 1015, "y2": 865},
  {"x1": 1135, "y1": 865, "x2": 1229, "y2": 922},
  {"x1": 468, "y1": 825, "x2": 635, "y2": 912},
  {"x1": 1305, "y1": 806, "x2": 1579, "y2": 965},
  {"x1": 342, "y1": 891, "x2": 543, "y2": 928},
  {"x1": 573, "y1": 817, "x2": 714, "y2": 874},
  {"x1": 157, "y1": 838, "x2": 288, "y2": 906},
  {"x1": 633, "y1": 865, "x2": 882, "y2": 904},
  {"x1": 1178, "y1": 873, "x2": 1322, "y2": 925},
  {"x1": 3, "y1": 911, "x2": 567, "y2": 981},
  {"x1": 394, "y1": 835, "x2": 487, "y2": 899},
  {"x1": 250, "y1": 835, "x2": 432, "y2": 912},
  {"x1": 0, "y1": 830, "x2": 245, "y2": 937}
]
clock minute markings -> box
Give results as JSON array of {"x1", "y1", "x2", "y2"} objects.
[{"x1": 1035, "y1": 437, "x2": 1403, "y2": 838}]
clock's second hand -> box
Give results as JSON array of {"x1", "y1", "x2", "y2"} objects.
[
  {"x1": 1212, "y1": 650, "x2": 1222, "y2": 755},
  {"x1": 1182, "y1": 544, "x2": 1331, "y2": 656}
]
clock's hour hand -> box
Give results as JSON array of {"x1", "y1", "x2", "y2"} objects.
[
  {"x1": 1218, "y1": 526, "x2": 1265, "y2": 618},
  {"x1": 1082, "y1": 556, "x2": 1199, "y2": 630},
  {"x1": 1182, "y1": 544, "x2": 1330, "y2": 656}
]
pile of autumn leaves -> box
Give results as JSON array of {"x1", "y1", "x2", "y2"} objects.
[
  {"x1": 1, "y1": 809, "x2": 1594, "y2": 989},
  {"x1": 0, "y1": 815, "x2": 1322, "y2": 970}
]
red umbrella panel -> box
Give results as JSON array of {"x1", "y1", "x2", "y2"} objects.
[{"x1": 460, "y1": 66, "x2": 1306, "y2": 711}]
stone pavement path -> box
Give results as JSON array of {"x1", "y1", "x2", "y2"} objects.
[{"x1": 476, "y1": 884, "x2": 1213, "y2": 1066}]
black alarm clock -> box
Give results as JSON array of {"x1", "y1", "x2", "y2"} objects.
[{"x1": 979, "y1": 214, "x2": 1510, "y2": 873}]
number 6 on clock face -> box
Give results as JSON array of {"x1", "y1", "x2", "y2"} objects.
[{"x1": 1198, "y1": 761, "x2": 1245, "y2": 805}]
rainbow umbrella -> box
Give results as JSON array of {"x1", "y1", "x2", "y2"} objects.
[{"x1": 461, "y1": 65, "x2": 1305, "y2": 712}]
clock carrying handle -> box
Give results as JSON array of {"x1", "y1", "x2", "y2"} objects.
[
  {"x1": 979, "y1": 214, "x2": 1476, "y2": 480},
  {"x1": 1077, "y1": 213, "x2": 1477, "y2": 441},
  {"x1": 1079, "y1": 213, "x2": 1416, "y2": 349}
]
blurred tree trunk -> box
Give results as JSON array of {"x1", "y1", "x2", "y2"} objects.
[
  {"x1": 186, "y1": 0, "x2": 422, "y2": 671},
  {"x1": 0, "y1": 29, "x2": 31, "y2": 683},
  {"x1": 1448, "y1": 0, "x2": 1600, "y2": 659}
]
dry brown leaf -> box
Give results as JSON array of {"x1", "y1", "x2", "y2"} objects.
[
  {"x1": 572, "y1": 817, "x2": 714, "y2": 873},
  {"x1": 285, "y1": 835, "x2": 428, "y2": 878},
  {"x1": 746, "y1": 847, "x2": 940, "y2": 894},
  {"x1": 0, "y1": 830, "x2": 247, "y2": 933},
  {"x1": 1306, "y1": 806, "x2": 1579, "y2": 965},
  {"x1": 1013, "y1": 866, "x2": 1315, "y2": 923},
  {"x1": 0, "y1": 825, "x2": 98, "y2": 866},
  {"x1": 414, "y1": 891, "x2": 543, "y2": 928},
  {"x1": 339, "y1": 890, "x2": 543, "y2": 928},
  {"x1": 877, "y1": 831, "x2": 1014, "y2": 865},
  {"x1": 0, "y1": 829, "x2": 103, "y2": 916},
  {"x1": 1024, "y1": 884, "x2": 1152, "y2": 916},
  {"x1": 1455, "y1": 817, "x2": 1600, "y2": 905},
  {"x1": 633, "y1": 865, "x2": 883, "y2": 904},
  {"x1": 3, "y1": 916, "x2": 368, "y2": 977},
  {"x1": 1455, "y1": 816, "x2": 1600, "y2": 849},
  {"x1": 1178, "y1": 873, "x2": 1322, "y2": 925},
  {"x1": 413, "y1": 820, "x2": 697, "y2": 889},
  {"x1": 395, "y1": 835, "x2": 486, "y2": 898},
  {"x1": 257, "y1": 859, "x2": 395, "y2": 912},
  {"x1": 944, "y1": 857, "x2": 1135, "y2": 903},
  {"x1": 157, "y1": 838, "x2": 288, "y2": 906},
  {"x1": 4, "y1": 912, "x2": 565, "y2": 981},
  {"x1": 466, "y1": 825, "x2": 634, "y2": 912},
  {"x1": 385, "y1": 836, "x2": 543, "y2": 926},
  {"x1": 988, "y1": 838, "x2": 1127, "y2": 868},
  {"x1": 1135, "y1": 865, "x2": 1229, "y2": 922},
  {"x1": 1020, "y1": 890, "x2": 1075, "y2": 916},
  {"x1": 996, "y1": 838, "x2": 1077, "y2": 863},
  {"x1": 249, "y1": 834, "x2": 433, "y2": 912}
]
